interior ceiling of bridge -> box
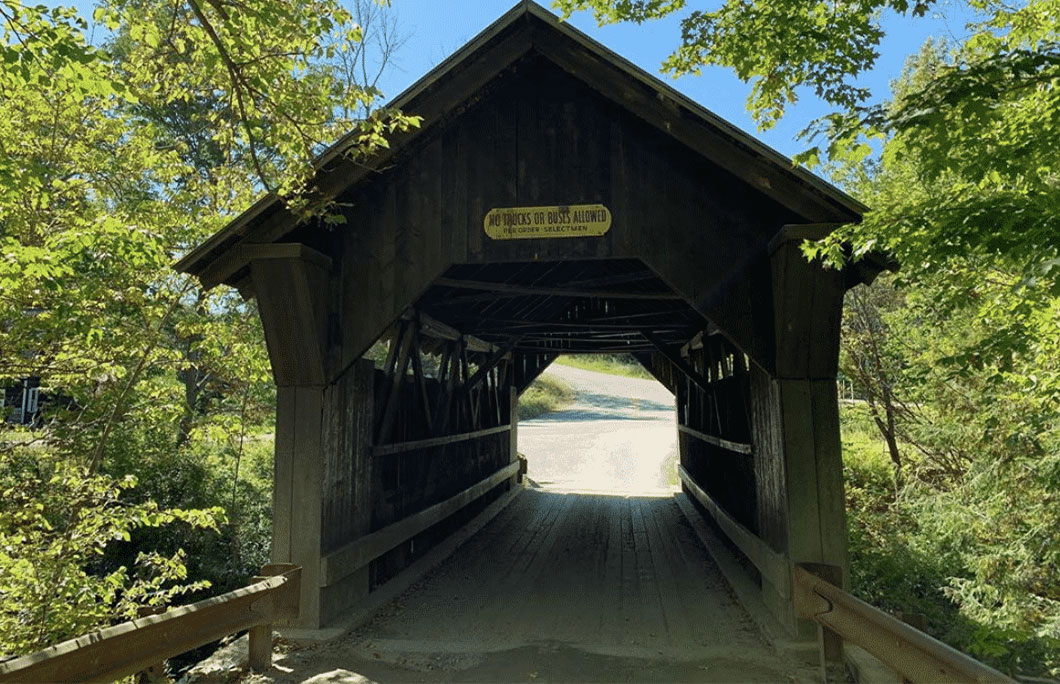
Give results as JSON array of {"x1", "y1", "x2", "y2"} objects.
[{"x1": 411, "y1": 258, "x2": 707, "y2": 356}]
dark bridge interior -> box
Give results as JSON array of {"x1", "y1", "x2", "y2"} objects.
[{"x1": 418, "y1": 259, "x2": 704, "y2": 356}]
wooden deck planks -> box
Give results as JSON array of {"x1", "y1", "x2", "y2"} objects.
[{"x1": 352, "y1": 489, "x2": 794, "y2": 665}]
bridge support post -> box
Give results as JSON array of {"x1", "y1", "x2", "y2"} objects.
[
  {"x1": 250, "y1": 251, "x2": 375, "y2": 629},
  {"x1": 509, "y1": 385, "x2": 520, "y2": 486},
  {"x1": 752, "y1": 240, "x2": 849, "y2": 642},
  {"x1": 268, "y1": 360, "x2": 375, "y2": 629}
]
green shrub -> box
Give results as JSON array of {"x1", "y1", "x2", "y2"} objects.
[
  {"x1": 553, "y1": 354, "x2": 652, "y2": 379},
  {"x1": 840, "y1": 403, "x2": 1060, "y2": 676},
  {"x1": 0, "y1": 447, "x2": 222, "y2": 657},
  {"x1": 519, "y1": 375, "x2": 576, "y2": 419}
]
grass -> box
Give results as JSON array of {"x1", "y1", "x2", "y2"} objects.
[
  {"x1": 840, "y1": 402, "x2": 893, "y2": 471},
  {"x1": 553, "y1": 354, "x2": 653, "y2": 379},
  {"x1": 519, "y1": 375, "x2": 576, "y2": 420},
  {"x1": 661, "y1": 448, "x2": 680, "y2": 490}
]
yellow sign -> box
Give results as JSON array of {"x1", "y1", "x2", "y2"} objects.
[{"x1": 484, "y1": 204, "x2": 612, "y2": 240}]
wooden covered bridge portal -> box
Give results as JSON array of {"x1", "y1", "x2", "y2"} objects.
[{"x1": 178, "y1": 0, "x2": 884, "y2": 655}]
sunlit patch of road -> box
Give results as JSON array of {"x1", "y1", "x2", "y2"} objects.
[{"x1": 518, "y1": 363, "x2": 678, "y2": 495}]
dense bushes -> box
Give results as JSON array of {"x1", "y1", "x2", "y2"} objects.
[
  {"x1": 0, "y1": 446, "x2": 222, "y2": 655},
  {"x1": 840, "y1": 282, "x2": 1060, "y2": 677}
]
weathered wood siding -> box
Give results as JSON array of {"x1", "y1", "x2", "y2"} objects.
[
  {"x1": 676, "y1": 339, "x2": 757, "y2": 533},
  {"x1": 370, "y1": 369, "x2": 512, "y2": 532},
  {"x1": 750, "y1": 365, "x2": 787, "y2": 553},
  {"x1": 324, "y1": 56, "x2": 804, "y2": 377},
  {"x1": 320, "y1": 359, "x2": 375, "y2": 555}
]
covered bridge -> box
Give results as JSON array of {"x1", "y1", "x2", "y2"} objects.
[{"x1": 177, "y1": 0, "x2": 883, "y2": 648}]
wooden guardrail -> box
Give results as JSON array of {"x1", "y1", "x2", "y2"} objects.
[
  {"x1": 678, "y1": 465, "x2": 790, "y2": 598},
  {"x1": 321, "y1": 461, "x2": 520, "y2": 586},
  {"x1": 793, "y1": 565, "x2": 1016, "y2": 683},
  {"x1": 0, "y1": 564, "x2": 300, "y2": 683},
  {"x1": 679, "y1": 465, "x2": 1014, "y2": 683},
  {"x1": 373, "y1": 424, "x2": 511, "y2": 456},
  {"x1": 677, "y1": 424, "x2": 753, "y2": 455}
]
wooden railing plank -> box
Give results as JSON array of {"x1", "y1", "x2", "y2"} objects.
[
  {"x1": 677, "y1": 424, "x2": 753, "y2": 455},
  {"x1": 373, "y1": 424, "x2": 510, "y2": 456},
  {"x1": 678, "y1": 465, "x2": 789, "y2": 598},
  {"x1": 0, "y1": 566, "x2": 300, "y2": 684},
  {"x1": 793, "y1": 566, "x2": 1016, "y2": 684},
  {"x1": 321, "y1": 462, "x2": 519, "y2": 586}
]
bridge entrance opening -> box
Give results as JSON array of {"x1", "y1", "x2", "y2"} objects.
[
  {"x1": 412, "y1": 256, "x2": 691, "y2": 498},
  {"x1": 177, "y1": 2, "x2": 885, "y2": 666},
  {"x1": 518, "y1": 355, "x2": 678, "y2": 496}
]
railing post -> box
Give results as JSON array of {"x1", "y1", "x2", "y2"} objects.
[
  {"x1": 795, "y1": 563, "x2": 846, "y2": 683},
  {"x1": 247, "y1": 624, "x2": 272, "y2": 672},
  {"x1": 248, "y1": 563, "x2": 301, "y2": 672}
]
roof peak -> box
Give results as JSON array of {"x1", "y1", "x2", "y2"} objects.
[{"x1": 176, "y1": 0, "x2": 864, "y2": 279}]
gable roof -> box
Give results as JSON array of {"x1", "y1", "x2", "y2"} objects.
[{"x1": 176, "y1": 0, "x2": 865, "y2": 285}]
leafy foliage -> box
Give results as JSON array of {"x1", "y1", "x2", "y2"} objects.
[
  {"x1": 519, "y1": 375, "x2": 576, "y2": 420},
  {"x1": 554, "y1": 0, "x2": 933, "y2": 128},
  {"x1": 553, "y1": 353, "x2": 653, "y2": 379},
  {"x1": 0, "y1": 446, "x2": 222, "y2": 655},
  {"x1": 0, "y1": 0, "x2": 409, "y2": 658}
]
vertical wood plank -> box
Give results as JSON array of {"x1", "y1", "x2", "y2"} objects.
[
  {"x1": 290, "y1": 386, "x2": 324, "y2": 626},
  {"x1": 247, "y1": 625, "x2": 271, "y2": 671},
  {"x1": 442, "y1": 126, "x2": 468, "y2": 264},
  {"x1": 750, "y1": 365, "x2": 787, "y2": 553},
  {"x1": 810, "y1": 379, "x2": 848, "y2": 579},
  {"x1": 272, "y1": 387, "x2": 296, "y2": 563},
  {"x1": 779, "y1": 379, "x2": 824, "y2": 563}
]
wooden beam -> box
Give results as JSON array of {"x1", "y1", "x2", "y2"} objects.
[
  {"x1": 415, "y1": 310, "x2": 462, "y2": 341},
  {"x1": 579, "y1": 308, "x2": 693, "y2": 322},
  {"x1": 373, "y1": 424, "x2": 511, "y2": 456},
  {"x1": 415, "y1": 310, "x2": 496, "y2": 353},
  {"x1": 0, "y1": 566, "x2": 300, "y2": 683},
  {"x1": 558, "y1": 270, "x2": 657, "y2": 288},
  {"x1": 381, "y1": 323, "x2": 403, "y2": 377},
  {"x1": 461, "y1": 346, "x2": 477, "y2": 428},
  {"x1": 249, "y1": 252, "x2": 330, "y2": 386},
  {"x1": 463, "y1": 344, "x2": 516, "y2": 393},
  {"x1": 514, "y1": 352, "x2": 558, "y2": 394},
  {"x1": 435, "y1": 342, "x2": 461, "y2": 435},
  {"x1": 377, "y1": 323, "x2": 414, "y2": 443},
  {"x1": 679, "y1": 465, "x2": 790, "y2": 599},
  {"x1": 445, "y1": 318, "x2": 691, "y2": 332},
  {"x1": 767, "y1": 223, "x2": 844, "y2": 255},
  {"x1": 201, "y1": 242, "x2": 332, "y2": 291},
  {"x1": 515, "y1": 334, "x2": 654, "y2": 344},
  {"x1": 434, "y1": 277, "x2": 682, "y2": 301},
  {"x1": 641, "y1": 332, "x2": 713, "y2": 395},
  {"x1": 513, "y1": 344, "x2": 658, "y2": 354},
  {"x1": 681, "y1": 331, "x2": 706, "y2": 357},
  {"x1": 677, "y1": 424, "x2": 753, "y2": 456},
  {"x1": 320, "y1": 462, "x2": 519, "y2": 586},
  {"x1": 409, "y1": 325, "x2": 433, "y2": 434},
  {"x1": 632, "y1": 352, "x2": 673, "y2": 391}
]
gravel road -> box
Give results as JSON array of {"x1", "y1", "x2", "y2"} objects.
[{"x1": 519, "y1": 364, "x2": 678, "y2": 495}]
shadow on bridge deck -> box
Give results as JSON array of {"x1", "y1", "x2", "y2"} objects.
[{"x1": 257, "y1": 489, "x2": 820, "y2": 683}]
